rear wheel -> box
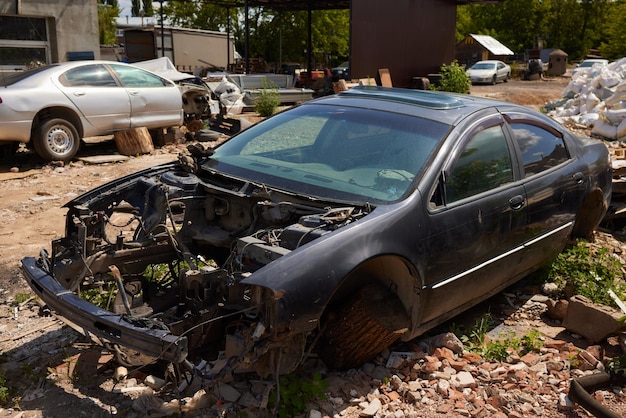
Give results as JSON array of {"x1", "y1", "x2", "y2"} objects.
[
  {"x1": 571, "y1": 191, "x2": 606, "y2": 241},
  {"x1": 33, "y1": 118, "x2": 80, "y2": 162},
  {"x1": 317, "y1": 284, "x2": 410, "y2": 369}
]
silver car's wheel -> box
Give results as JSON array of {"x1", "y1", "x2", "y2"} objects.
[{"x1": 33, "y1": 118, "x2": 80, "y2": 162}]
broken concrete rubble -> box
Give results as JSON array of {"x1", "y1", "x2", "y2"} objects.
[
  {"x1": 562, "y1": 294, "x2": 626, "y2": 343},
  {"x1": 2, "y1": 285, "x2": 626, "y2": 417}
]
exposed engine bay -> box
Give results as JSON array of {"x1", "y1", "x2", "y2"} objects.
[{"x1": 34, "y1": 158, "x2": 367, "y2": 376}]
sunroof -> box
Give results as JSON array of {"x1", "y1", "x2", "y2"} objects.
[{"x1": 339, "y1": 85, "x2": 465, "y2": 109}]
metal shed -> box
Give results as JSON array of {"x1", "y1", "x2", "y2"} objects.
[
  {"x1": 222, "y1": 0, "x2": 498, "y2": 88},
  {"x1": 455, "y1": 34, "x2": 515, "y2": 67},
  {"x1": 548, "y1": 49, "x2": 568, "y2": 76}
]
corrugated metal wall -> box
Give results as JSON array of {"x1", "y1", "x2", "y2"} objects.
[{"x1": 350, "y1": 0, "x2": 457, "y2": 88}]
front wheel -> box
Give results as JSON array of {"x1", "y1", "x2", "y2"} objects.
[
  {"x1": 317, "y1": 284, "x2": 410, "y2": 369},
  {"x1": 491, "y1": 75, "x2": 497, "y2": 85},
  {"x1": 33, "y1": 118, "x2": 80, "y2": 162}
]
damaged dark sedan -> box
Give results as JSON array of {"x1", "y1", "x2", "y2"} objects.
[{"x1": 22, "y1": 86, "x2": 611, "y2": 376}]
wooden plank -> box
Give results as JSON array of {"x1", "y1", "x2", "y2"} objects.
[{"x1": 379, "y1": 68, "x2": 393, "y2": 87}]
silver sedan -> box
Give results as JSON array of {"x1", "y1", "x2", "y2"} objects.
[
  {"x1": 467, "y1": 60, "x2": 511, "y2": 85},
  {"x1": 0, "y1": 60, "x2": 184, "y2": 161}
]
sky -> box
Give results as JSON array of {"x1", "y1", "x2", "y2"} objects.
[{"x1": 118, "y1": 0, "x2": 133, "y2": 18}]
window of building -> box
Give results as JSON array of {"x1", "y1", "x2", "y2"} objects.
[{"x1": 0, "y1": 15, "x2": 49, "y2": 68}]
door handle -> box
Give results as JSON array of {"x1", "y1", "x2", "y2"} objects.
[
  {"x1": 128, "y1": 90, "x2": 140, "y2": 96},
  {"x1": 572, "y1": 172, "x2": 584, "y2": 184},
  {"x1": 73, "y1": 91, "x2": 86, "y2": 97},
  {"x1": 509, "y1": 195, "x2": 525, "y2": 210}
]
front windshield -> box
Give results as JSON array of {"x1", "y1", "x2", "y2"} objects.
[{"x1": 207, "y1": 103, "x2": 448, "y2": 204}]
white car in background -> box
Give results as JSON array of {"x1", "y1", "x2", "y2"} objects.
[
  {"x1": 0, "y1": 60, "x2": 183, "y2": 161},
  {"x1": 572, "y1": 59, "x2": 609, "y2": 76},
  {"x1": 467, "y1": 60, "x2": 511, "y2": 85}
]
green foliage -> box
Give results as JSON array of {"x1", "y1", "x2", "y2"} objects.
[
  {"x1": 546, "y1": 240, "x2": 626, "y2": 308},
  {"x1": 452, "y1": 313, "x2": 544, "y2": 362},
  {"x1": 98, "y1": 0, "x2": 120, "y2": 45},
  {"x1": 429, "y1": 61, "x2": 470, "y2": 94},
  {"x1": 457, "y1": 0, "x2": 611, "y2": 61},
  {"x1": 268, "y1": 372, "x2": 328, "y2": 418},
  {"x1": 162, "y1": 1, "x2": 231, "y2": 33},
  {"x1": 255, "y1": 79, "x2": 280, "y2": 117},
  {"x1": 600, "y1": 1, "x2": 626, "y2": 60},
  {"x1": 12, "y1": 293, "x2": 31, "y2": 305},
  {"x1": 521, "y1": 329, "x2": 543, "y2": 353},
  {"x1": 0, "y1": 369, "x2": 8, "y2": 406},
  {"x1": 607, "y1": 354, "x2": 626, "y2": 371},
  {"x1": 80, "y1": 282, "x2": 116, "y2": 310}
]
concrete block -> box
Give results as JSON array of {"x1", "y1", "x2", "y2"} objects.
[{"x1": 562, "y1": 295, "x2": 625, "y2": 342}]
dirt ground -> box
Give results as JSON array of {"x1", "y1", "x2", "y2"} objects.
[{"x1": 3, "y1": 76, "x2": 622, "y2": 418}]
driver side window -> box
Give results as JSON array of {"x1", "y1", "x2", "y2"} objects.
[{"x1": 445, "y1": 125, "x2": 513, "y2": 203}]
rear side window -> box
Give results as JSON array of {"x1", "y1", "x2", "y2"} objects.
[
  {"x1": 510, "y1": 123, "x2": 569, "y2": 177},
  {"x1": 60, "y1": 64, "x2": 118, "y2": 87},
  {"x1": 446, "y1": 124, "x2": 513, "y2": 203},
  {"x1": 109, "y1": 64, "x2": 172, "y2": 88}
]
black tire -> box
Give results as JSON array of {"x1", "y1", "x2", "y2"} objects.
[
  {"x1": 504, "y1": 73, "x2": 510, "y2": 82},
  {"x1": 33, "y1": 118, "x2": 80, "y2": 162},
  {"x1": 491, "y1": 75, "x2": 497, "y2": 85}
]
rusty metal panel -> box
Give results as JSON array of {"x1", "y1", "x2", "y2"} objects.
[{"x1": 350, "y1": 0, "x2": 457, "y2": 88}]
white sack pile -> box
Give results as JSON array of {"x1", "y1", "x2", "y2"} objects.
[
  {"x1": 214, "y1": 77, "x2": 245, "y2": 115},
  {"x1": 545, "y1": 57, "x2": 626, "y2": 141}
]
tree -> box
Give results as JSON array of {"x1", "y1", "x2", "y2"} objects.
[
  {"x1": 249, "y1": 9, "x2": 349, "y2": 69},
  {"x1": 157, "y1": 2, "x2": 349, "y2": 71},
  {"x1": 98, "y1": 0, "x2": 120, "y2": 45},
  {"x1": 142, "y1": 0, "x2": 154, "y2": 17},
  {"x1": 456, "y1": 0, "x2": 612, "y2": 61},
  {"x1": 161, "y1": 1, "x2": 233, "y2": 31},
  {"x1": 600, "y1": 1, "x2": 626, "y2": 59},
  {"x1": 132, "y1": 0, "x2": 140, "y2": 17}
]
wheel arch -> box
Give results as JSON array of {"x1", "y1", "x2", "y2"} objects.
[
  {"x1": 321, "y1": 254, "x2": 423, "y2": 337},
  {"x1": 571, "y1": 187, "x2": 608, "y2": 240},
  {"x1": 32, "y1": 106, "x2": 84, "y2": 140}
]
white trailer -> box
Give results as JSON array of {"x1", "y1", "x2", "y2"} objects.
[{"x1": 124, "y1": 27, "x2": 234, "y2": 72}]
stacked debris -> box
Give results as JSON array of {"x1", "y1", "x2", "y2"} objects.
[
  {"x1": 543, "y1": 57, "x2": 626, "y2": 232},
  {"x1": 545, "y1": 57, "x2": 626, "y2": 140}
]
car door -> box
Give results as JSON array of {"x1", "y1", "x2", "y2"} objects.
[
  {"x1": 497, "y1": 62, "x2": 506, "y2": 81},
  {"x1": 419, "y1": 113, "x2": 527, "y2": 323},
  {"x1": 57, "y1": 63, "x2": 131, "y2": 132},
  {"x1": 503, "y1": 112, "x2": 586, "y2": 276},
  {"x1": 107, "y1": 63, "x2": 183, "y2": 129}
]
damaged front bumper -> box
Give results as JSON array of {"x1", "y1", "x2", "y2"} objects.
[{"x1": 22, "y1": 255, "x2": 188, "y2": 364}]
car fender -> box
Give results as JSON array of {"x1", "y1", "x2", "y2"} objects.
[{"x1": 241, "y1": 191, "x2": 426, "y2": 337}]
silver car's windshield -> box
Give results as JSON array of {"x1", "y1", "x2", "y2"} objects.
[
  {"x1": 471, "y1": 63, "x2": 495, "y2": 70},
  {"x1": 207, "y1": 103, "x2": 448, "y2": 204}
]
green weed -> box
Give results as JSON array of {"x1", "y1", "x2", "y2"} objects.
[
  {"x1": 268, "y1": 372, "x2": 328, "y2": 418},
  {"x1": 546, "y1": 240, "x2": 626, "y2": 308},
  {"x1": 429, "y1": 60, "x2": 471, "y2": 94},
  {"x1": 255, "y1": 79, "x2": 280, "y2": 117}
]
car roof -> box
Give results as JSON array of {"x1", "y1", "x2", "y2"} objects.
[
  {"x1": 2, "y1": 60, "x2": 169, "y2": 87},
  {"x1": 305, "y1": 85, "x2": 521, "y2": 126},
  {"x1": 581, "y1": 59, "x2": 608, "y2": 63},
  {"x1": 473, "y1": 60, "x2": 502, "y2": 64}
]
